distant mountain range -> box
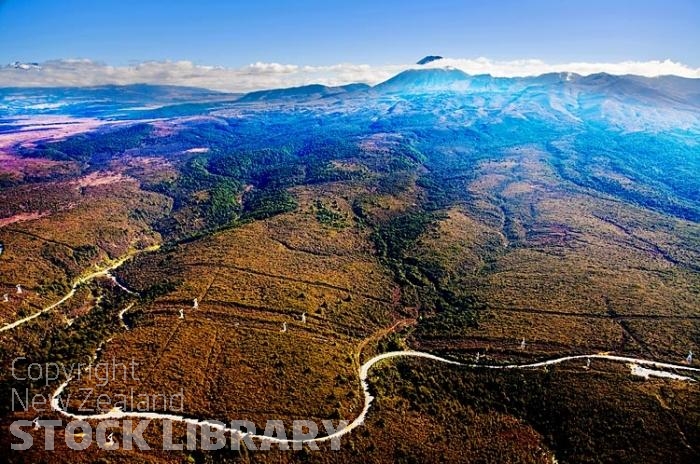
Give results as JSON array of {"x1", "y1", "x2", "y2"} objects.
[
  {"x1": 2, "y1": 63, "x2": 699, "y2": 131},
  {"x1": 0, "y1": 84, "x2": 239, "y2": 119},
  {"x1": 237, "y1": 83, "x2": 370, "y2": 102}
]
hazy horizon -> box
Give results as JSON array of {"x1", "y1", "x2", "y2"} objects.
[
  {"x1": 2, "y1": 0, "x2": 699, "y2": 91},
  {"x1": 3, "y1": 56, "x2": 700, "y2": 93}
]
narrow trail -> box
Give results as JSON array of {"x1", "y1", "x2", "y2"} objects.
[
  {"x1": 356, "y1": 318, "x2": 414, "y2": 361},
  {"x1": 50, "y1": 348, "x2": 700, "y2": 446},
  {"x1": 0, "y1": 245, "x2": 158, "y2": 333},
  {"x1": 487, "y1": 306, "x2": 700, "y2": 321},
  {"x1": 184, "y1": 262, "x2": 392, "y2": 304}
]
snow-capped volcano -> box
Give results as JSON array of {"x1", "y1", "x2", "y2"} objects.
[{"x1": 374, "y1": 67, "x2": 472, "y2": 93}]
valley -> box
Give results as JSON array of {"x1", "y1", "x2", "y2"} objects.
[{"x1": 1, "y1": 69, "x2": 699, "y2": 463}]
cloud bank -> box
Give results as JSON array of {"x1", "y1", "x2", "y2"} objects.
[{"x1": 1, "y1": 57, "x2": 699, "y2": 93}]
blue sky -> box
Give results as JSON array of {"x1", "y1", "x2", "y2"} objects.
[{"x1": 1, "y1": 0, "x2": 699, "y2": 67}]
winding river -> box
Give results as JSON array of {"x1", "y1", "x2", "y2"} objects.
[
  {"x1": 9, "y1": 247, "x2": 697, "y2": 446},
  {"x1": 50, "y1": 348, "x2": 700, "y2": 445}
]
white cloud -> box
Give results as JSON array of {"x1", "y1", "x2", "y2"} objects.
[
  {"x1": 425, "y1": 57, "x2": 700, "y2": 79},
  {"x1": 1, "y1": 57, "x2": 698, "y2": 93}
]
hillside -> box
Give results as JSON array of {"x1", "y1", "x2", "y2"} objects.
[{"x1": 1, "y1": 68, "x2": 699, "y2": 463}]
